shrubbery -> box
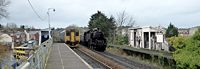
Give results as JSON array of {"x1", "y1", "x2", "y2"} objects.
[
  {"x1": 113, "y1": 35, "x2": 129, "y2": 45},
  {"x1": 168, "y1": 28, "x2": 200, "y2": 69}
]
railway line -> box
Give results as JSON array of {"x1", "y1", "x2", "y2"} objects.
[
  {"x1": 73, "y1": 49, "x2": 111, "y2": 69},
  {"x1": 96, "y1": 51, "x2": 158, "y2": 69},
  {"x1": 74, "y1": 45, "x2": 159, "y2": 69},
  {"x1": 74, "y1": 45, "x2": 127, "y2": 69}
]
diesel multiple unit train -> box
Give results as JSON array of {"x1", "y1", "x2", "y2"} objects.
[{"x1": 60, "y1": 28, "x2": 80, "y2": 47}]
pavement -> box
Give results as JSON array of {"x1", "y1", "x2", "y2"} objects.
[{"x1": 46, "y1": 43, "x2": 92, "y2": 69}]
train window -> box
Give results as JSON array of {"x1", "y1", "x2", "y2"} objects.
[
  {"x1": 66, "y1": 32, "x2": 70, "y2": 36},
  {"x1": 75, "y1": 32, "x2": 79, "y2": 36}
]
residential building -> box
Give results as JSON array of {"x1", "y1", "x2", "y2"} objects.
[
  {"x1": 178, "y1": 28, "x2": 190, "y2": 36},
  {"x1": 178, "y1": 26, "x2": 200, "y2": 36},
  {"x1": 0, "y1": 34, "x2": 12, "y2": 42}
]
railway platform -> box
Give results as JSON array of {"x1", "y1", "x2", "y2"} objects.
[{"x1": 46, "y1": 43, "x2": 92, "y2": 69}]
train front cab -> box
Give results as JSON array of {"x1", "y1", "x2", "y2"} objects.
[{"x1": 65, "y1": 30, "x2": 80, "y2": 48}]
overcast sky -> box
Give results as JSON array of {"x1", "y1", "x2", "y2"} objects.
[{"x1": 1, "y1": 0, "x2": 200, "y2": 29}]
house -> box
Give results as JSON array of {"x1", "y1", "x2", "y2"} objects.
[
  {"x1": 128, "y1": 26, "x2": 170, "y2": 51},
  {"x1": 0, "y1": 33, "x2": 13, "y2": 47},
  {"x1": 178, "y1": 26, "x2": 200, "y2": 36},
  {"x1": 29, "y1": 31, "x2": 39, "y2": 40},
  {"x1": 28, "y1": 31, "x2": 39, "y2": 45},
  {"x1": 0, "y1": 34, "x2": 12, "y2": 43},
  {"x1": 13, "y1": 31, "x2": 26, "y2": 46},
  {"x1": 178, "y1": 28, "x2": 190, "y2": 36}
]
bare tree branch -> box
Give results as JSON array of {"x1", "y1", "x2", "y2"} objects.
[
  {"x1": 127, "y1": 16, "x2": 135, "y2": 27},
  {"x1": 0, "y1": 0, "x2": 10, "y2": 19},
  {"x1": 116, "y1": 10, "x2": 135, "y2": 28}
]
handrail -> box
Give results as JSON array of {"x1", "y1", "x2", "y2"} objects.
[{"x1": 15, "y1": 39, "x2": 53, "y2": 69}]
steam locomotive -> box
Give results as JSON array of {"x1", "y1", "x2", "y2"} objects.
[{"x1": 82, "y1": 28, "x2": 107, "y2": 51}]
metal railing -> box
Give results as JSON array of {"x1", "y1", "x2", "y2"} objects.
[{"x1": 15, "y1": 39, "x2": 53, "y2": 69}]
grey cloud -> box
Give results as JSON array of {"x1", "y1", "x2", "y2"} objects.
[{"x1": 1, "y1": 0, "x2": 200, "y2": 28}]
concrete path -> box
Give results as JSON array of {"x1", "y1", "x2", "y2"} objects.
[{"x1": 46, "y1": 43, "x2": 92, "y2": 69}]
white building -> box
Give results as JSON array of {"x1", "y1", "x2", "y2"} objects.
[
  {"x1": 128, "y1": 26, "x2": 170, "y2": 51},
  {"x1": 0, "y1": 34, "x2": 12, "y2": 42},
  {"x1": 0, "y1": 34, "x2": 13, "y2": 48}
]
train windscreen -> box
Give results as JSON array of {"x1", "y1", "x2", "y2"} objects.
[
  {"x1": 75, "y1": 32, "x2": 79, "y2": 36},
  {"x1": 66, "y1": 31, "x2": 70, "y2": 36}
]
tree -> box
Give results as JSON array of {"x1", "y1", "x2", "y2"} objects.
[
  {"x1": 167, "y1": 36, "x2": 186, "y2": 49},
  {"x1": 165, "y1": 23, "x2": 178, "y2": 38},
  {"x1": 20, "y1": 25, "x2": 25, "y2": 29},
  {"x1": 0, "y1": 0, "x2": 10, "y2": 19},
  {"x1": 116, "y1": 10, "x2": 135, "y2": 30},
  {"x1": 88, "y1": 11, "x2": 116, "y2": 37},
  {"x1": 172, "y1": 28, "x2": 200, "y2": 69},
  {"x1": 112, "y1": 10, "x2": 135, "y2": 44}
]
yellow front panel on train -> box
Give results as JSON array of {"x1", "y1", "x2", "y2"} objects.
[
  {"x1": 75, "y1": 36, "x2": 80, "y2": 41},
  {"x1": 71, "y1": 32, "x2": 75, "y2": 42},
  {"x1": 65, "y1": 36, "x2": 70, "y2": 41}
]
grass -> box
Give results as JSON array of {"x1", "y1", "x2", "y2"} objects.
[{"x1": 106, "y1": 47, "x2": 164, "y2": 69}]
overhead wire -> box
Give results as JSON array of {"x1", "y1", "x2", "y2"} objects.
[{"x1": 27, "y1": 0, "x2": 45, "y2": 21}]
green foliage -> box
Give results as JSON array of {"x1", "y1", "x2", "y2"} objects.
[
  {"x1": 114, "y1": 35, "x2": 129, "y2": 45},
  {"x1": 172, "y1": 28, "x2": 200, "y2": 69},
  {"x1": 88, "y1": 11, "x2": 116, "y2": 37},
  {"x1": 167, "y1": 36, "x2": 186, "y2": 49},
  {"x1": 123, "y1": 34, "x2": 129, "y2": 44},
  {"x1": 166, "y1": 23, "x2": 178, "y2": 38},
  {"x1": 192, "y1": 28, "x2": 200, "y2": 41}
]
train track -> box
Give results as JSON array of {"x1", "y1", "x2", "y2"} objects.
[
  {"x1": 73, "y1": 46, "x2": 127, "y2": 69},
  {"x1": 95, "y1": 51, "x2": 158, "y2": 69},
  {"x1": 74, "y1": 45, "x2": 159, "y2": 69},
  {"x1": 73, "y1": 49, "x2": 111, "y2": 69}
]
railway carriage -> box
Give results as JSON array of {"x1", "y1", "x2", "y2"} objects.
[{"x1": 64, "y1": 29, "x2": 80, "y2": 47}]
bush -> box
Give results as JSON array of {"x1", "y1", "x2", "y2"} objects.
[
  {"x1": 167, "y1": 36, "x2": 186, "y2": 50},
  {"x1": 171, "y1": 28, "x2": 200, "y2": 69},
  {"x1": 113, "y1": 35, "x2": 129, "y2": 45}
]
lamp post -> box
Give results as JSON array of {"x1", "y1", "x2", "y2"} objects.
[
  {"x1": 47, "y1": 8, "x2": 55, "y2": 39},
  {"x1": 47, "y1": 8, "x2": 55, "y2": 30}
]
